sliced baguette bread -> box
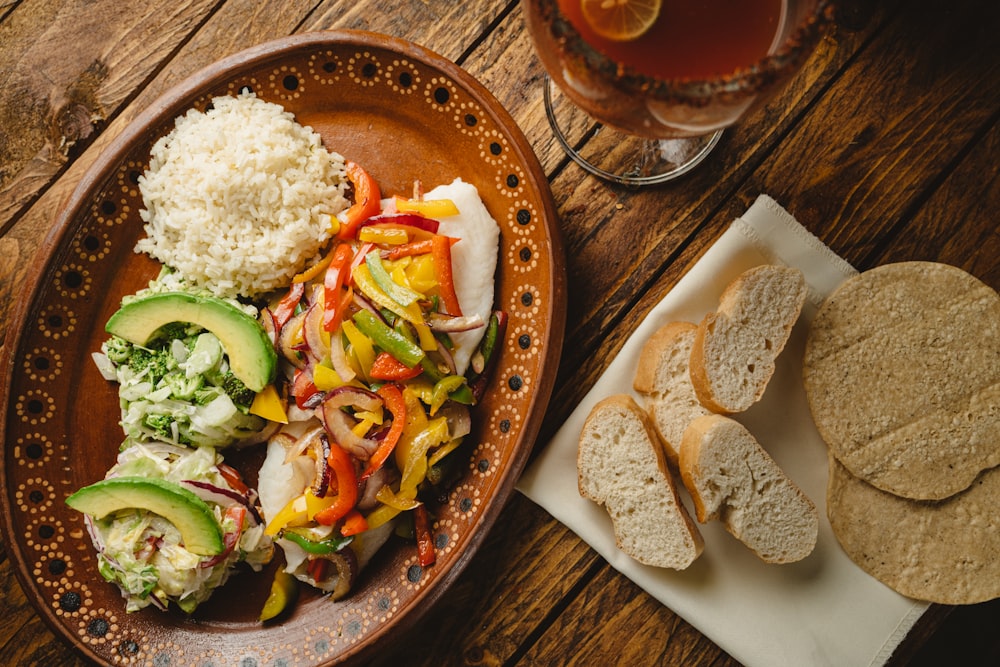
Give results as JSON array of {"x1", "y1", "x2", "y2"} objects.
[
  {"x1": 633, "y1": 321, "x2": 713, "y2": 466},
  {"x1": 679, "y1": 414, "x2": 818, "y2": 564},
  {"x1": 690, "y1": 265, "x2": 807, "y2": 413},
  {"x1": 578, "y1": 395, "x2": 704, "y2": 569}
]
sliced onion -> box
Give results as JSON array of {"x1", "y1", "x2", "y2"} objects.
[
  {"x1": 327, "y1": 322, "x2": 356, "y2": 384},
  {"x1": 278, "y1": 310, "x2": 309, "y2": 370},
  {"x1": 358, "y1": 212, "x2": 439, "y2": 234},
  {"x1": 439, "y1": 402, "x2": 472, "y2": 440},
  {"x1": 283, "y1": 423, "x2": 326, "y2": 463},
  {"x1": 321, "y1": 548, "x2": 359, "y2": 601},
  {"x1": 352, "y1": 291, "x2": 386, "y2": 322},
  {"x1": 320, "y1": 387, "x2": 384, "y2": 459},
  {"x1": 433, "y1": 342, "x2": 457, "y2": 376},
  {"x1": 180, "y1": 479, "x2": 262, "y2": 525},
  {"x1": 260, "y1": 307, "x2": 278, "y2": 346},
  {"x1": 357, "y1": 465, "x2": 395, "y2": 511},
  {"x1": 426, "y1": 312, "x2": 484, "y2": 333},
  {"x1": 301, "y1": 298, "x2": 328, "y2": 365}
]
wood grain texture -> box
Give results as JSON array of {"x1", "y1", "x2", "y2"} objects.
[{"x1": 3, "y1": 0, "x2": 1000, "y2": 664}]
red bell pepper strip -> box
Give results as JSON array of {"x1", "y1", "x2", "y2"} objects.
[
  {"x1": 273, "y1": 281, "x2": 305, "y2": 330},
  {"x1": 413, "y1": 504, "x2": 436, "y2": 567},
  {"x1": 292, "y1": 368, "x2": 320, "y2": 409},
  {"x1": 314, "y1": 436, "x2": 359, "y2": 526},
  {"x1": 369, "y1": 351, "x2": 424, "y2": 381},
  {"x1": 386, "y1": 235, "x2": 459, "y2": 261},
  {"x1": 307, "y1": 557, "x2": 329, "y2": 583},
  {"x1": 360, "y1": 383, "x2": 407, "y2": 481},
  {"x1": 217, "y1": 463, "x2": 250, "y2": 495},
  {"x1": 340, "y1": 509, "x2": 368, "y2": 537},
  {"x1": 338, "y1": 161, "x2": 381, "y2": 240},
  {"x1": 323, "y1": 242, "x2": 355, "y2": 333},
  {"x1": 431, "y1": 234, "x2": 462, "y2": 316}
]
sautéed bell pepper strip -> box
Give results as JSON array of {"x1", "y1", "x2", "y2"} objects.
[
  {"x1": 365, "y1": 249, "x2": 422, "y2": 307},
  {"x1": 352, "y1": 263, "x2": 424, "y2": 325},
  {"x1": 394, "y1": 195, "x2": 459, "y2": 218},
  {"x1": 337, "y1": 161, "x2": 381, "y2": 240},
  {"x1": 352, "y1": 309, "x2": 425, "y2": 368},
  {"x1": 281, "y1": 529, "x2": 353, "y2": 555},
  {"x1": 323, "y1": 243, "x2": 355, "y2": 333},
  {"x1": 431, "y1": 234, "x2": 462, "y2": 316},
  {"x1": 339, "y1": 509, "x2": 368, "y2": 537},
  {"x1": 413, "y1": 504, "x2": 436, "y2": 567},
  {"x1": 313, "y1": 435, "x2": 359, "y2": 526},
  {"x1": 273, "y1": 281, "x2": 305, "y2": 330},
  {"x1": 369, "y1": 351, "x2": 423, "y2": 381},
  {"x1": 360, "y1": 383, "x2": 406, "y2": 481}
]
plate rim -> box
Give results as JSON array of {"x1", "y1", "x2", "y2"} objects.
[{"x1": 0, "y1": 28, "x2": 566, "y2": 666}]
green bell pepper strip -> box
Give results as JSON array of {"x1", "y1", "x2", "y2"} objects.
[
  {"x1": 365, "y1": 249, "x2": 422, "y2": 307},
  {"x1": 352, "y1": 309, "x2": 425, "y2": 368},
  {"x1": 281, "y1": 528, "x2": 354, "y2": 555}
]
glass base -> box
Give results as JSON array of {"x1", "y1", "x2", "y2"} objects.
[{"x1": 543, "y1": 75, "x2": 723, "y2": 186}]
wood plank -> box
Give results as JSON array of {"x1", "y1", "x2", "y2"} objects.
[
  {"x1": 522, "y1": 564, "x2": 740, "y2": 667},
  {"x1": 0, "y1": 0, "x2": 223, "y2": 228},
  {"x1": 367, "y1": 495, "x2": 602, "y2": 667}
]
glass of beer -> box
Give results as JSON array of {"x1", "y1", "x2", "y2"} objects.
[{"x1": 521, "y1": 0, "x2": 835, "y2": 185}]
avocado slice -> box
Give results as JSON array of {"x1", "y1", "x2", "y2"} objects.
[
  {"x1": 106, "y1": 292, "x2": 276, "y2": 392},
  {"x1": 66, "y1": 476, "x2": 224, "y2": 556}
]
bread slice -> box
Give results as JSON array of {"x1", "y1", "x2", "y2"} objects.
[
  {"x1": 689, "y1": 265, "x2": 807, "y2": 413},
  {"x1": 633, "y1": 321, "x2": 713, "y2": 466},
  {"x1": 679, "y1": 414, "x2": 818, "y2": 564},
  {"x1": 578, "y1": 395, "x2": 704, "y2": 569},
  {"x1": 804, "y1": 261, "x2": 1000, "y2": 501}
]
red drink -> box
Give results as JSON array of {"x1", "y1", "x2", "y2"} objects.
[
  {"x1": 556, "y1": 0, "x2": 784, "y2": 81},
  {"x1": 523, "y1": 0, "x2": 831, "y2": 138}
]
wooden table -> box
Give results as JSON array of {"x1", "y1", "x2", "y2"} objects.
[{"x1": 2, "y1": 0, "x2": 998, "y2": 665}]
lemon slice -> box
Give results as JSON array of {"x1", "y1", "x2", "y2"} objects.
[{"x1": 581, "y1": 0, "x2": 662, "y2": 42}]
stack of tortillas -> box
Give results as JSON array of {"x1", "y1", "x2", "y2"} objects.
[{"x1": 803, "y1": 261, "x2": 1000, "y2": 605}]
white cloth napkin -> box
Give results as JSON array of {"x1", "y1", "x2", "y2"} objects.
[{"x1": 516, "y1": 195, "x2": 929, "y2": 667}]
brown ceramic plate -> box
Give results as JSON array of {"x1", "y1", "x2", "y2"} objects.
[{"x1": 0, "y1": 31, "x2": 565, "y2": 666}]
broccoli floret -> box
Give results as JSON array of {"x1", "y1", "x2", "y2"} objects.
[
  {"x1": 219, "y1": 372, "x2": 256, "y2": 410},
  {"x1": 103, "y1": 336, "x2": 134, "y2": 365},
  {"x1": 142, "y1": 413, "x2": 176, "y2": 441},
  {"x1": 153, "y1": 321, "x2": 201, "y2": 344},
  {"x1": 163, "y1": 373, "x2": 204, "y2": 401}
]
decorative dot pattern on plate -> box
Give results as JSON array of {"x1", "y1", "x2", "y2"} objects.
[{"x1": 1, "y1": 32, "x2": 563, "y2": 667}]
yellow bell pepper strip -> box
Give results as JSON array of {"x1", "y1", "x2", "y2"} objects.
[
  {"x1": 364, "y1": 502, "x2": 401, "y2": 530},
  {"x1": 352, "y1": 309, "x2": 425, "y2": 369},
  {"x1": 359, "y1": 225, "x2": 409, "y2": 245},
  {"x1": 323, "y1": 243, "x2": 355, "y2": 333},
  {"x1": 273, "y1": 281, "x2": 305, "y2": 330},
  {"x1": 369, "y1": 351, "x2": 423, "y2": 381},
  {"x1": 314, "y1": 435, "x2": 359, "y2": 526},
  {"x1": 293, "y1": 246, "x2": 335, "y2": 283},
  {"x1": 341, "y1": 319, "x2": 375, "y2": 380},
  {"x1": 259, "y1": 569, "x2": 298, "y2": 622},
  {"x1": 413, "y1": 504, "x2": 436, "y2": 567},
  {"x1": 431, "y1": 234, "x2": 462, "y2": 316},
  {"x1": 249, "y1": 383, "x2": 288, "y2": 423},
  {"x1": 374, "y1": 484, "x2": 422, "y2": 511},
  {"x1": 393, "y1": 195, "x2": 459, "y2": 218},
  {"x1": 338, "y1": 161, "x2": 381, "y2": 240},
  {"x1": 340, "y1": 509, "x2": 368, "y2": 537},
  {"x1": 352, "y1": 263, "x2": 424, "y2": 325},
  {"x1": 265, "y1": 494, "x2": 310, "y2": 536},
  {"x1": 361, "y1": 383, "x2": 406, "y2": 481},
  {"x1": 365, "y1": 249, "x2": 423, "y2": 307}
]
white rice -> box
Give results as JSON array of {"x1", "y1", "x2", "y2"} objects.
[{"x1": 135, "y1": 92, "x2": 349, "y2": 298}]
